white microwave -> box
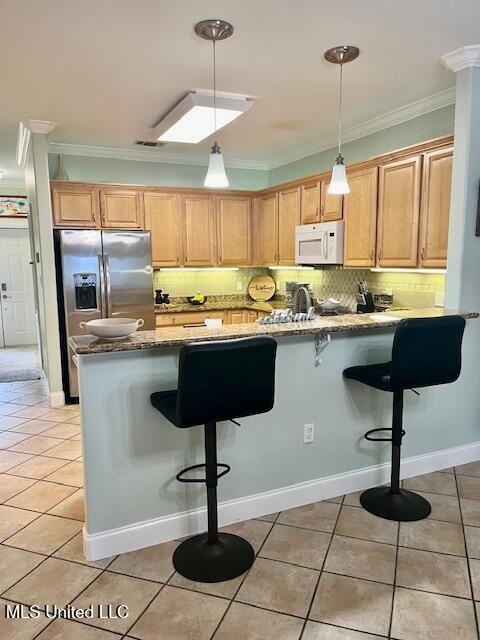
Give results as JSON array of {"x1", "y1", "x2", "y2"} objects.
[{"x1": 295, "y1": 220, "x2": 344, "y2": 265}]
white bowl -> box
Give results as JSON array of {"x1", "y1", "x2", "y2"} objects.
[
  {"x1": 317, "y1": 297, "x2": 341, "y2": 311},
  {"x1": 79, "y1": 318, "x2": 144, "y2": 340}
]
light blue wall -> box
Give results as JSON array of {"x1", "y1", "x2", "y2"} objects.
[
  {"x1": 48, "y1": 154, "x2": 269, "y2": 191},
  {"x1": 268, "y1": 105, "x2": 455, "y2": 186}
]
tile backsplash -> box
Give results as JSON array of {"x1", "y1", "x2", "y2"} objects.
[{"x1": 153, "y1": 267, "x2": 445, "y2": 310}]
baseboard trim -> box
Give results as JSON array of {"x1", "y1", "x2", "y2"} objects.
[
  {"x1": 83, "y1": 440, "x2": 480, "y2": 560},
  {"x1": 49, "y1": 390, "x2": 65, "y2": 408}
]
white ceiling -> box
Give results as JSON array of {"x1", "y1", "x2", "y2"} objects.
[{"x1": 1, "y1": 0, "x2": 479, "y2": 183}]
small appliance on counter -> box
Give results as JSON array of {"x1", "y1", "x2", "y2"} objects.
[
  {"x1": 155, "y1": 289, "x2": 170, "y2": 304},
  {"x1": 373, "y1": 293, "x2": 394, "y2": 311},
  {"x1": 355, "y1": 281, "x2": 375, "y2": 314},
  {"x1": 286, "y1": 282, "x2": 314, "y2": 314}
]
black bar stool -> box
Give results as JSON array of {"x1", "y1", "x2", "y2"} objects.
[
  {"x1": 151, "y1": 336, "x2": 277, "y2": 583},
  {"x1": 344, "y1": 316, "x2": 465, "y2": 522}
]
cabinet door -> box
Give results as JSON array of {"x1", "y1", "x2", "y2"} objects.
[
  {"x1": 320, "y1": 177, "x2": 343, "y2": 221},
  {"x1": 228, "y1": 310, "x2": 246, "y2": 324},
  {"x1": 144, "y1": 192, "x2": 182, "y2": 267},
  {"x1": 278, "y1": 187, "x2": 300, "y2": 265},
  {"x1": 181, "y1": 195, "x2": 216, "y2": 266},
  {"x1": 100, "y1": 190, "x2": 144, "y2": 229},
  {"x1": 419, "y1": 148, "x2": 453, "y2": 268},
  {"x1": 258, "y1": 194, "x2": 279, "y2": 265},
  {"x1": 51, "y1": 184, "x2": 99, "y2": 228},
  {"x1": 377, "y1": 155, "x2": 422, "y2": 267},
  {"x1": 246, "y1": 310, "x2": 258, "y2": 323},
  {"x1": 343, "y1": 168, "x2": 378, "y2": 268},
  {"x1": 216, "y1": 196, "x2": 252, "y2": 266},
  {"x1": 300, "y1": 182, "x2": 320, "y2": 224}
]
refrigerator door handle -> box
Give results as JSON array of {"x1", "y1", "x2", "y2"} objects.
[
  {"x1": 98, "y1": 254, "x2": 107, "y2": 318},
  {"x1": 104, "y1": 254, "x2": 112, "y2": 318}
]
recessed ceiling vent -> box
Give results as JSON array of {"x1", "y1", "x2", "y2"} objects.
[{"x1": 134, "y1": 140, "x2": 166, "y2": 147}]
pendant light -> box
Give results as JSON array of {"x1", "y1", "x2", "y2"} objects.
[
  {"x1": 324, "y1": 46, "x2": 360, "y2": 195},
  {"x1": 195, "y1": 19, "x2": 234, "y2": 188}
]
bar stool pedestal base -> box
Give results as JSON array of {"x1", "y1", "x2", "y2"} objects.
[
  {"x1": 360, "y1": 486, "x2": 431, "y2": 522},
  {"x1": 173, "y1": 532, "x2": 254, "y2": 583}
]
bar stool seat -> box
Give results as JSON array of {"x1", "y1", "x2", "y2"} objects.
[
  {"x1": 344, "y1": 363, "x2": 393, "y2": 391},
  {"x1": 151, "y1": 336, "x2": 277, "y2": 583}
]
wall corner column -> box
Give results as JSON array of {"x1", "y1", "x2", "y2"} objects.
[
  {"x1": 19, "y1": 119, "x2": 65, "y2": 407},
  {"x1": 442, "y1": 46, "x2": 480, "y2": 311}
]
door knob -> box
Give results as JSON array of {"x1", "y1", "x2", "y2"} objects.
[{"x1": 2, "y1": 295, "x2": 12, "y2": 299}]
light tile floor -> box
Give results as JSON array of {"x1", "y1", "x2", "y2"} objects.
[{"x1": 0, "y1": 377, "x2": 479, "y2": 639}]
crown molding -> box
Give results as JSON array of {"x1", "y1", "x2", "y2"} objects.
[
  {"x1": 267, "y1": 87, "x2": 455, "y2": 169},
  {"x1": 47, "y1": 142, "x2": 269, "y2": 171},
  {"x1": 24, "y1": 119, "x2": 57, "y2": 135},
  {"x1": 442, "y1": 45, "x2": 480, "y2": 73},
  {"x1": 0, "y1": 178, "x2": 27, "y2": 192}
]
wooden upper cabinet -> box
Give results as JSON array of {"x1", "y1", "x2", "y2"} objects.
[
  {"x1": 144, "y1": 192, "x2": 182, "y2": 267},
  {"x1": 377, "y1": 155, "x2": 422, "y2": 267},
  {"x1": 181, "y1": 194, "x2": 216, "y2": 266},
  {"x1": 258, "y1": 193, "x2": 279, "y2": 265},
  {"x1": 216, "y1": 196, "x2": 252, "y2": 266},
  {"x1": 100, "y1": 189, "x2": 144, "y2": 229},
  {"x1": 300, "y1": 182, "x2": 320, "y2": 224},
  {"x1": 320, "y1": 177, "x2": 343, "y2": 221},
  {"x1": 419, "y1": 147, "x2": 453, "y2": 268},
  {"x1": 51, "y1": 184, "x2": 99, "y2": 228},
  {"x1": 278, "y1": 187, "x2": 300, "y2": 265},
  {"x1": 343, "y1": 167, "x2": 378, "y2": 268}
]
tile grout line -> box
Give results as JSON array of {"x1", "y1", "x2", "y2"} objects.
[
  {"x1": 206, "y1": 518, "x2": 279, "y2": 637},
  {"x1": 297, "y1": 493, "x2": 345, "y2": 638},
  {"x1": 453, "y1": 467, "x2": 480, "y2": 640}
]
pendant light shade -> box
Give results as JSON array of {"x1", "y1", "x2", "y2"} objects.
[
  {"x1": 204, "y1": 142, "x2": 229, "y2": 188},
  {"x1": 324, "y1": 46, "x2": 359, "y2": 196},
  {"x1": 195, "y1": 19, "x2": 233, "y2": 189},
  {"x1": 328, "y1": 154, "x2": 349, "y2": 195}
]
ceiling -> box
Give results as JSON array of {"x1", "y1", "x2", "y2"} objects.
[{"x1": 1, "y1": 0, "x2": 479, "y2": 184}]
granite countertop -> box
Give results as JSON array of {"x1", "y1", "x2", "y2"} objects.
[
  {"x1": 69, "y1": 309, "x2": 478, "y2": 355},
  {"x1": 154, "y1": 295, "x2": 286, "y2": 315}
]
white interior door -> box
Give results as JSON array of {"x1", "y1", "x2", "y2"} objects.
[{"x1": 0, "y1": 229, "x2": 37, "y2": 346}]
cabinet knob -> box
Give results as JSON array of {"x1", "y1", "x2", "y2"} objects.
[
  {"x1": 370, "y1": 249, "x2": 374, "y2": 261},
  {"x1": 420, "y1": 247, "x2": 425, "y2": 261},
  {"x1": 378, "y1": 248, "x2": 382, "y2": 261}
]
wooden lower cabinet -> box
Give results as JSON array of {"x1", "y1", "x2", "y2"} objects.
[
  {"x1": 343, "y1": 167, "x2": 378, "y2": 267},
  {"x1": 377, "y1": 155, "x2": 422, "y2": 267},
  {"x1": 144, "y1": 192, "x2": 182, "y2": 267},
  {"x1": 51, "y1": 184, "x2": 100, "y2": 227},
  {"x1": 155, "y1": 308, "x2": 262, "y2": 328},
  {"x1": 320, "y1": 177, "x2": 343, "y2": 221},
  {"x1": 278, "y1": 187, "x2": 300, "y2": 265},
  {"x1": 181, "y1": 194, "x2": 216, "y2": 266},
  {"x1": 100, "y1": 189, "x2": 144, "y2": 229},
  {"x1": 216, "y1": 196, "x2": 252, "y2": 265},
  {"x1": 418, "y1": 147, "x2": 452, "y2": 268},
  {"x1": 228, "y1": 310, "x2": 246, "y2": 324}
]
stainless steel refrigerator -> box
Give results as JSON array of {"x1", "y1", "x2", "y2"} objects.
[{"x1": 54, "y1": 229, "x2": 154, "y2": 400}]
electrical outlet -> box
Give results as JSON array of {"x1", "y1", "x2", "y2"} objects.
[
  {"x1": 435, "y1": 291, "x2": 445, "y2": 307},
  {"x1": 236, "y1": 281, "x2": 243, "y2": 291},
  {"x1": 303, "y1": 423, "x2": 314, "y2": 444}
]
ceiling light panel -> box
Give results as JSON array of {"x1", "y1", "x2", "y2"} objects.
[{"x1": 152, "y1": 92, "x2": 252, "y2": 144}]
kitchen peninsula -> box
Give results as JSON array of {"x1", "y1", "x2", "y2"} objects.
[{"x1": 71, "y1": 308, "x2": 479, "y2": 560}]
